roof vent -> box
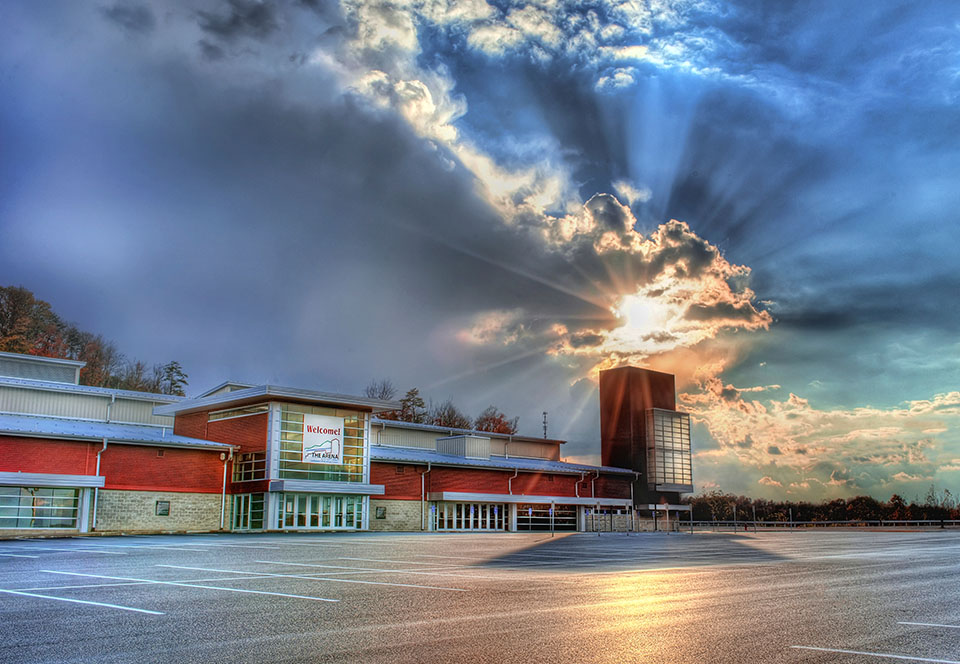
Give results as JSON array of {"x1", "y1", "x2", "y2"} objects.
[{"x1": 437, "y1": 434, "x2": 491, "y2": 460}]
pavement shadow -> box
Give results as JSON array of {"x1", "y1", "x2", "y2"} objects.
[{"x1": 473, "y1": 532, "x2": 788, "y2": 572}]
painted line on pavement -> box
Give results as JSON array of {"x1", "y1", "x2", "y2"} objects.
[
  {"x1": 41, "y1": 570, "x2": 339, "y2": 603},
  {"x1": 790, "y1": 646, "x2": 960, "y2": 663},
  {"x1": 164, "y1": 563, "x2": 469, "y2": 592},
  {"x1": 900, "y1": 622, "x2": 960, "y2": 630},
  {"x1": 0, "y1": 588, "x2": 163, "y2": 615}
]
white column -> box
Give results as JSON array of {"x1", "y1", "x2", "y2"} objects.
[{"x1": 77, "y1": 488, "x2": 92, "y2": 533}]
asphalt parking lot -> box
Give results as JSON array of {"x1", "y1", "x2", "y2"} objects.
[{"x1": 1, "y1": 530, "x2": 959, "y2": 663}]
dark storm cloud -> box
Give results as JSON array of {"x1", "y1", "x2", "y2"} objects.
[
  {"x1": 100, "y1": 3, "x2": 156, "y2": 33},
  {"x1": 197, "y1": 0, "x2": 279, "y2": 40},
  {"x1": 4, "y1": 0, "x2": 960, "y2": 477},
  {"x1": 584, "y1": 193, "x2": 630, "y2": 230},
  {"x1": 686, "y1": 301, "x2": 763, "y2": 323},
  {"x1": 198, "y1": 39, "x2": 226, "y2": 60},
  {"x1": 568, "y1": 332, "x2": 605, "y2": 349}
]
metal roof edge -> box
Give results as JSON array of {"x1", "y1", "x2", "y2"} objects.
[
  {"x1": 370, "y1": 418, "x2": 567, "y2": 444},
  {"x1": 0, "y1": 351, "x2": 86, "y2": 368},
  {"x1": 369, "y1": 446, "x2": 633, "y2": 475},
  {"x1": 0, "y1": 375, "x2": 183, "y2": 403},
  {"x1": 154, "y1": 384, "x2": 400, "y2": 416}
]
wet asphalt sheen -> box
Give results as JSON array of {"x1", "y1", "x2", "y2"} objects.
[{"x1": 1, "y1": 530, "x2": 959, "y2": 663}]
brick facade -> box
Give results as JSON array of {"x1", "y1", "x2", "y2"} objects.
[
  {"x1": 370, "y1": 463, "x2": 427, "y2": 500},
  {"x1": 0, "y1": 436, "x2": 99, "y2": 475},
  {"x1": 99, "y1": 445, "x2": 225, "y2": 493},
  {"x1": 174, "y1": 411, "x2": 268, "y2": 454}
]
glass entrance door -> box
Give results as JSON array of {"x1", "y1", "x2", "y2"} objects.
[
  {"x1": 276, "y1": 493, "x2": 363, "y2": 530},
  {"x1": 432, "y1": 502, "x2": 506, "y2": 531}
]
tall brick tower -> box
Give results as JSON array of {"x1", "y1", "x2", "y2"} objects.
[{"x1": 599, "y1": 366, "x2": 692, "y2": 506}]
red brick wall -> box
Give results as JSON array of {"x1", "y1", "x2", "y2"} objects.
[
  {"x1": 174, "y1": 412, "x2": 207, "y2": 438},
  {"x1": 206, "y1": 413, "x2": 268, "y2": 453},
  {"x1": 173, "y1": 411, "x2": 268, "y2": 453},
  {"x1": 229, "y1": 479, "x2": 270, "y2": 495},
  {"x1": 100, "y1": 445, "x2": 224, "y2": 493},
  {"x1": 594, "y1": 475, "x2": 632, "y2": 499},
  {"x1": 374, "y1": 464, "x2": 633, "y2": 501},
  {"x1": 512, "y1": 472, "x2": 579, "y2": 497},
  {"x1": 0, "y1": 436, "x2": 98, "y2": 476},
  {"x1": 370, "y1": 462, "x2": 427, "y2": 500}
]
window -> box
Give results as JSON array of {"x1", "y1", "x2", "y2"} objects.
[
  {"x1": 0, "y1": 487, "x2": 80, "y2": 529},
  {"x1": 232, "y1": 452, "x2": 267, "y2": 482},
  {"x1": 395, "y1": 466, "x2": 405, "y2": 475},
  {"x1": 277, "y1": 405, "x2": 366, "y2": 483},
  {"x1": 231, "y1": 493, "x2": 265, "y2": 530},
  {"x1": 646, "y1": 410, "x2": 692, "y2": 487},
  {"x1": 209, "y1": 404, "x2": 269, "y2": 421},
  {"x1": 155, "y1": 501, "x2": 170, "y2": 516},
  {"x1": 433, "y1": 502, "x2": 507, "y2": 531},
  {"x1": 275, "y1": 493, "x2": 364, "y2": 530}
]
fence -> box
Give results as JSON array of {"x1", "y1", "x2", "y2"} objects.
[{"x1": 688, "y1": 519, "x2": 960, "y2": 532}]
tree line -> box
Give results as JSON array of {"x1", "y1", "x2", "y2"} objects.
[
  {"x1": 0, "y1": 285, "x2": 188, "y2": 395},
  {"x1": 684, "y1": 486, "x2": 960, "y2": 522},
  {"x1": 363, "y1": 378, "x2": 519, "y2": 434}
]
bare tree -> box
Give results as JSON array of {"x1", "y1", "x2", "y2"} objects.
[
  {"x1": 430, "y1": 399, "x2": 472, "y2": 429},
  {"x1": 364, "y1": 378, "x2": 397, "y2": 400}
]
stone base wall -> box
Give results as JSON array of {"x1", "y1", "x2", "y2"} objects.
[
  {"x1": 584, "y1": 513, "x2": 633, "y2": 532},
  {"x1": 369, "y1": 499, "x2": 424, "y2": 532},
  {"x1": 95, "y1": 490, "x2": 222, "y2": 532}
]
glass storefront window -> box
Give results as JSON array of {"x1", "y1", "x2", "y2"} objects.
[
  {"x1": 433, "y1": 502, "x2": 507, "y2": 531},
  {"x1": 278, "y1": 405, "x2": 367, "y2": 483},
  {"x1": 231, "y1": 493, "x2": 265, "y2": 530},
  {"x1": 0, "y1": 487, "x2": 80, "y2": 529},
  {"x1": 646, "y1": 410, "x2": 692, "y2": 486},
  {"x1": 275, "y1": 493, "x2": 364, "y2": 530}
]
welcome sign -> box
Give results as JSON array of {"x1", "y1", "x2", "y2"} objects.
[{"x1": 302, "y1": 414, "x2": 345, "y2": 464}]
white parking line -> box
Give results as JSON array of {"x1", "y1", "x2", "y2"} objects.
[
  {"x1": 21, "y1": 574, "x2": 287, "y2": 591},
  {"x1": 900, "y1": 622, "x2": 960, "y2": 630},
  {"x1": 66, "y1": 542, "x2": 211, "y2": 552},
  {"x1": 791, "y1": 646, "x2": 960, "y2": 663},
  {"x1": 339, "y1": 557, "x2": 469, "y2": 567},
  {"x1": 0, "y1": 553, "x2": 39, "y2": 559},
  {"x1": 161, "y1": 564, "x2": 469, "y2": 592},
  {"x1": 254, "y1": 560, "x2": 507, "y2": 581},
  {"x1": 0, "y1": 588, "x2": 164, "y2": 615},
  {"x1": 41, "y1": 570, "x2": 339, "y2": 603},
  {"x1": 2, "y1": 546, "x2": 126, "y2": 555},
  {"x1": 170, "y1": 543, "x2": 282, "y2": 550}
]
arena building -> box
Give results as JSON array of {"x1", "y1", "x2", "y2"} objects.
[{"x1": 0, "y1": 351, "x2": 692, "y2": 535}]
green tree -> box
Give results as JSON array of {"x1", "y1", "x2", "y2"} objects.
[
  {"x1": 397, "y1": 388, "x2": 427, "y2": 423},
  {"x1": 156, "y1": 361, "x2": 188, "y2": 396}
]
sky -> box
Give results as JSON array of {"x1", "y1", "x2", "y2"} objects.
[{"x1": 2, "y1": 0, "x2": 959, "y2": 502}]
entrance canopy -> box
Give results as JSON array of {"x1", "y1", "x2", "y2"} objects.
[{"x1": 429, "y1": 491, "x2": 632, "y2": 507}]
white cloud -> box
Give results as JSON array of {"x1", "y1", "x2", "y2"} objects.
[
  {"x1": 612, "y1": 179, "x2": 652, "y2": 205},
  {"x1": 596, "y1": 67, "x2": 638, "y2": 90}
]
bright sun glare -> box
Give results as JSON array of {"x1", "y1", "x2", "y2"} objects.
[{"x1": 612, "y1": 293, "x2": 675, "y2": 335}]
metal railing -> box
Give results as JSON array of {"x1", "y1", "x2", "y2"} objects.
[{"x1": 688, "y1": 519, "x2": 960, "y2": 532}]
